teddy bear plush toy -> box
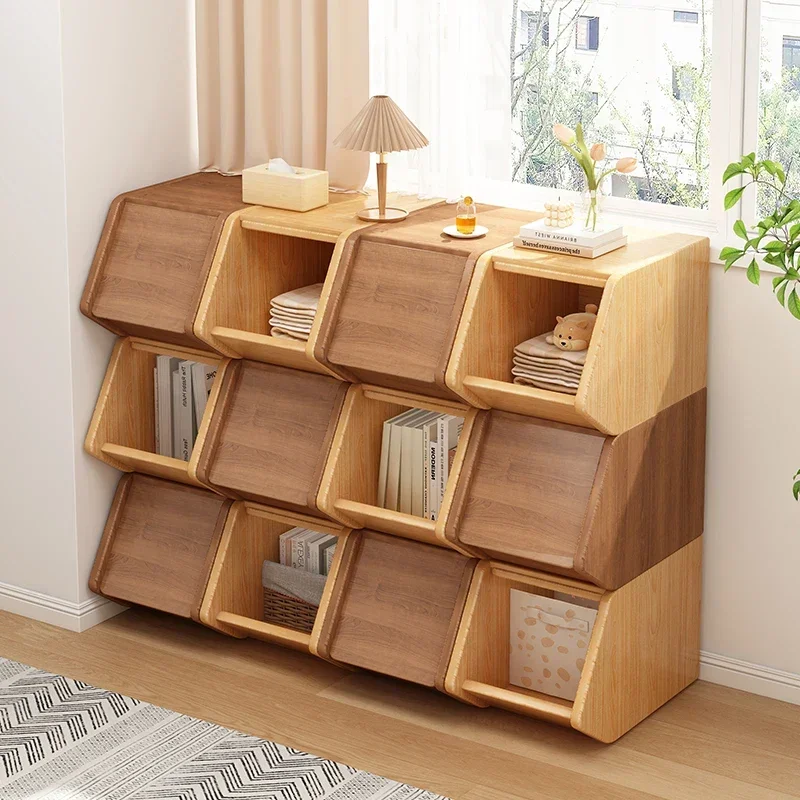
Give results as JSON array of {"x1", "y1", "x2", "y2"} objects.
[{"x1": 546, "y1": 304, "x2": 598, "y2": 351}]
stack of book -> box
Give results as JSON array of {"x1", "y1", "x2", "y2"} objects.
[
  {"x1": 154, "y1": 357, "x2": 216, "y2": 461},
  {"x1": 514, "y1": 219, "x2": 626, "y2": 259},
  {"x1": 269, "y1": 283, "x2": 323, "y2": 341},
  {"x1": 377, "y1": 410, "x2": 463, "y2": 520},
  {"x1": 278, "y1": 527, "x2": 338, "y2": 576}
]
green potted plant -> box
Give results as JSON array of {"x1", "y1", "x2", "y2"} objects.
[{"x1": 720, "y1": 153, "x2": 800, "y2": 499}]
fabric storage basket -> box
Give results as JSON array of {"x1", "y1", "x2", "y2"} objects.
[{"x1": 262, "y1": 561, "x2": 327, "y2": 633}]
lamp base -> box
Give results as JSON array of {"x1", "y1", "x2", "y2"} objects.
[{"x1": 357, "y1": 207, "x2": 408, "y2": 222}]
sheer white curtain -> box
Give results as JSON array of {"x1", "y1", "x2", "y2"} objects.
[{"x1": 369, "y1": 0, "x2": 512, "y2": 201}]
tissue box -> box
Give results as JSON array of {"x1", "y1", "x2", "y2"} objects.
[
  {"x1": 509, "y1": 589, "x2": 598, "y2": 701},
  {"x1": 242, "y1": 164, "x2": 328, "y2": 212}
]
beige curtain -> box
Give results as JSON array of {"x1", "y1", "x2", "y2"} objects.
[{"x1": 196, "y1": 0, "x2": 370, "y2": 189}]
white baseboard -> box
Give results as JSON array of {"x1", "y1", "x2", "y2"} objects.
[
  {"x1": 700, "y1": 650, "x2": 800, "y2": 706},
  {"x1": 0, "y1": 581, "x2": 126, "y2": 632}
]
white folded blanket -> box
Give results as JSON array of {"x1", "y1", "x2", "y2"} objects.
[
  {"x1": 271, "y1": 282, "x2": 323, "y2": 311},
  {"x1": 511, "y1": 366, "x2": 580, "y2": 389},
  {"x1": 269, "y1": 316, "x2": 313, "y2": 334},
  {"x1": 514, "y1": 332, "x2": 587, "y2": 366},
  {"x1": 270, "y1": 326, "x2": 311, "y2": 341},
  {"x1": 269, "y1": 306, "x2": 317, "y2": 321},
  {"x1": 513, "y1": 375, "x2": 578, "y2": 395}
]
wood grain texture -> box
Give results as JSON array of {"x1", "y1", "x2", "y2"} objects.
[
  {"x1": 573, "y1": 537, "x2": 702, "y2": 742},
  {"x1": 447, "y1": 229, "x2": 709, "y2": 434},
  {"x1": 316, "y1": 384, "x2": 481, "y2": 552},
  {"x1": 447, "y1": 392, "x2": 706, "y2": 590},
  {"x1": 574, "y1": 389, "x2": 707, "y2": 588},
  {"x1": 199, "y1": 501, "x2": 348, "y2": 653},
  {"x1": 314, "y1": 204, "x2": 533, "y2": 399},
  {"x1": 445, "y1": 541, "x2": 701, "y2": 743},
  {"x1": 82, "y1": 172, "x2": 249, "y2": 349},
  {"x1": 89, "y1": 473, "x2": 232, "y2": 620},
  {"x1": 85, "y1": 337, "x2": 225, "y2": 487},
  {"x1": 4, "y1": 607, "x2": 798, "y2": 800},
  {"x1": 316, "y1": 530, "x2": 477, "y2": 689},
  {"x1": 446, "y1": 412, "x2": 607, "y2": 575},
  {"x1": 195, "y1": 360, "x2": 348, "y2": 516}
]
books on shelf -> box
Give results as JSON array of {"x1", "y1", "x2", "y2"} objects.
[
  {"x1": 377, "y1": 409, "x2": 464, "y2": 520},
  {"x1": 278, "y1": 527, "x2": 337, "y2": 576},
  {"x1": 514, "y1": 220, "x2": 626, "y2": 259},
  {"x1": 154, "y1": 356, "x2": 217, "y2": 461}
]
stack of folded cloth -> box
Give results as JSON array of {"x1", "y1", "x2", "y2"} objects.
[
  {"x1": 512, "y1": 332, "x2": 586, "y2": 395},
  {"x1": 269, "y1": 283, "x2": 323, "y2": 341}
]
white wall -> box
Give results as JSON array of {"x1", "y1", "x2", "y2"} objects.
[{"x1": 0, "y1": 0, "x2": 197, "y2": 629}]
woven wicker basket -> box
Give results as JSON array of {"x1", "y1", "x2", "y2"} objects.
[{"x1": 263, "y1": 587, "x2": 318, "y2": 633}]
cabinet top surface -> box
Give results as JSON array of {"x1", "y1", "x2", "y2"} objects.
[{"x1": 491, "y1": 227, "x2": 709, "y2": 284}]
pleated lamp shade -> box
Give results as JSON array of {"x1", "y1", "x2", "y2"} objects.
[
  {"x1": 333, "y1": 95, "x2": 428, "y2": 222},
  {"x1": 333, "y1": 95, "x2": 429, "y2": 154}
]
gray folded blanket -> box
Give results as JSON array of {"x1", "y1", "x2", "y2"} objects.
[{"x1": 262, "y1": 561, "x2": 327, "y2": 606}]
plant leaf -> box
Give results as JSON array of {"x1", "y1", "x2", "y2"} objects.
[
  {"x1": 733, "y1": 219, "x2": 748, "y2": 239},
  {"x1": 722, "y1": 163, "x2": 745, "y2": 184},
  {"x1": 790, "y1": 223, "x2": 800, "y2": 238},
  {"x1": 793, "y1": 479, "x2": 800, "y2": 502},
  {"x1": 764, "y1": 240, "x2": 786, "y2": 252},
  {"x1": 788, "y1": 288, "x2": 800, "y2": 320},
  {"x1": 777, "y1": 280, "x2": 788, "y2": 306},
  {"x1": 777, "y1": 165, "x2": 787, "y2": 183},
  {"x1": 746, "y1": 259, "x2": 760, "y2": 285},
  {"x1": 719, "y1": 246, "x2": 744, "y2": 261},
  {"x1": 773, "y1": 274, "x2": 788, "y2": 289},
  {"x1": 724, "y1": 186, "x2": 746, "y2": 210}
]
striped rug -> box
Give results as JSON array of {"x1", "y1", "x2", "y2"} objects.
[{"x1": 0, "y1": 657, "x2": 448, "y2": 799}]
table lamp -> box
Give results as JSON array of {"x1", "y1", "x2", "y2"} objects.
[{"x1": 333, "y1": 95, "x2": 429, "y2": 222}]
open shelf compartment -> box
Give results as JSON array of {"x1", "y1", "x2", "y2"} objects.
[
  {"x1": 315, "y1": 529, "x2": 478, "y2": 688},
  {"x1": 444, "y1": 537, "x2": 702, "y2": 743},
  {"x1": 200, "y1": 502, "x2": 352, "y2": 655},
  {"x1": 85, "y1": 337, "x2": 228, "y2": 487},
  {"x1": 446, "y1": 231, "x2": 710, "y2": 434},
  {"x1": 90, "y1": 473, "x2": 233, "y2": 620},
  {"x1": 316, "y1": 384, "x2": 483, "y2": 550}
]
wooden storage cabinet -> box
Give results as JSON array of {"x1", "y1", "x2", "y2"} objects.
[
  {"x1": 81, "y1": 173, "x2": 249, "y2": 349},
  {"x1": 317, "y1": 384, "x2": 483, "y2": 549},
  {"x1": 199, "y1": 502, "x2": 352, "y2": 655},
  {"x1": 444, "y1": 538, "x2": 702, "y2": 743},
  {"x1": 90, "y1": 473, "x2": 232, "y2": 620},
  {"x1": 194, "y1": 360, "x2": 348, "y2": 516},
  {"x1": 315, "y1": 530, "x2": 477, "y2": 689},
  {"x1": 445, "y1": 391, "x2": 707, "y2": 589},
  {"x1": 85, "y1": 337, "x2": 228, "y2": 487},
  {"x1": 447, "y1": 230, "x2": 709, "y2": 434}
]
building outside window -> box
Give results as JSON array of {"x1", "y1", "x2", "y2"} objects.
[
  {"x1": 521, "y1": 9, "x2": 550, "y2": 47},
  {"x1": 674, "y1": 10, "x2": 699, "y2": 23},
  {"x1": 576, "y1": 15, "x2": 600, "y2": 51}
]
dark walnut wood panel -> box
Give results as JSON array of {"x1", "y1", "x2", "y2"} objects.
[
  {"x1": 446, "y1": 390, "x2": 706, "y2": 589},
  {"x1": 316, "y1": 530, "x2": 477, "y2": 689},
  {"x1": 81, "y1": 172, "x2": 249, "y2": 349},
  {"x1": 314, "y1": 204, "x2": 533, "y2": 398},
  {"x1": 195, "y1": 360, "x2": 348, "y2": 517},
  {"x1": 89, "y1": 473, "x2": 232, "y2": 619}
]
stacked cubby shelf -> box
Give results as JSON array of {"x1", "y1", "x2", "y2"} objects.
[{"x1": 82, "y1": 173, "x2": 709, "y2": 743}]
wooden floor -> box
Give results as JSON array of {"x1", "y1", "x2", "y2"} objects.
[{"x1": 1, "y1": 608, "x2": 799, "y2": 799}]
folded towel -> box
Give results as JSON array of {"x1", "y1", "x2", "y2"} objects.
[
  {"x1": 270, "y1": 282, "x2": 323, "y2": 311},
  {"x1": 513, "y1": 375, "x2": 578, "y2": 395},
  {"x1": 511, "y1": 366, "x2": 580, "y2": 390},
  {"x1": 270, "y1": 326, "x2": 310, "y2": 341},
  {"x1": 269, "y1": 316, "x2": 313, "y2": 333},
  {"x1": 512, "y1": 357, "x2": 583, "y2": 379},
  {"x1": 268, "y1": 305, "x2": 318, "y2": 321},
  {"x1": 262, "y1": 561, "x2": 326, "y2": 606},
  {"x1": 514, "y1": 332, "x2": 587, "y2": 366}
]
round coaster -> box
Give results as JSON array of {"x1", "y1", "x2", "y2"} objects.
[{"x1": 442, "y1": 224, "x2": 489, "y2": 239}]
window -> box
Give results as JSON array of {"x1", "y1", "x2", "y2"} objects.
[
  {"x1": 521, "y1": 9, "x2": 549, "y2": 48},
  {"x1": 672, "y1": 65, "x2": 696, "y2": 101},
  {"x1": 783, "y1": 36, "x2": 800, "y2": 70},
  {"x1": 674, "y1": 10, "x2": 699, "y2": 23},
  {"x1": 588, "y1": 91, "x2": 599, "y2": 105},
  {"x1": 576, "y1": 16, "x2": 599, "y2": 51}
]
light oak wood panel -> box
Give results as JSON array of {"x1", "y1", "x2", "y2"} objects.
[
  {"x1": 4, "y1": 607, "x2": 798, "y2": 800},
  {"x1": 316, "y1": 530, "x2": 477, "y2": 690},
  {"x1": 85, "y1": 337, "x2": 226, "y2": 487},
  {"x1": 573, "y1": 537, "x2": 703, "y2": 742},
  {"x1": 81, "y1": 172, "x2": 248, "y2": 349},
  {"x1": 445, "y1": 540, "x2": 701, "y2": 742},
  {"x1": 316, "y1": 383, "x2": 482, "y2": 551},
  {"x1": 90, "y1": 473, "x2": 232, "y2": 620},
  {"x1": 199, "y1": 501, "x2": 350, "y2": 655},
  {"x1": 195, "y1": 360, "x2": 348, "y2": 516},
  {"x1": 448, "y1": 229, "x2": 709, "y2": 434}
]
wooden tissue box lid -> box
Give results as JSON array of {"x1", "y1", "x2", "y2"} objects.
[{"x1": 242, "y1": 164, "x2": 329, "y2": 212}]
